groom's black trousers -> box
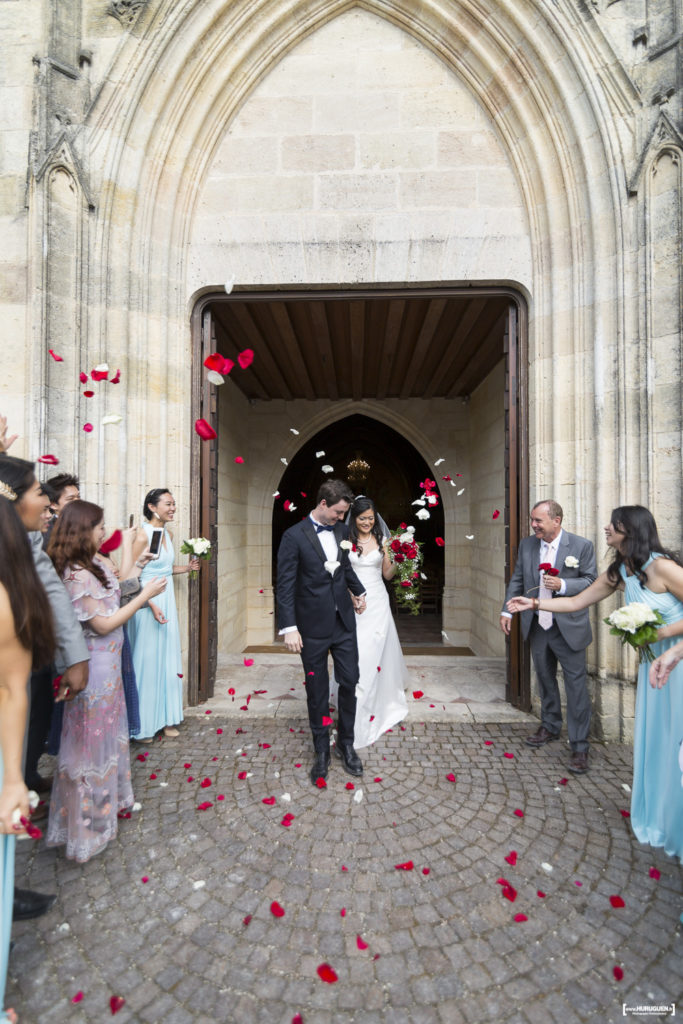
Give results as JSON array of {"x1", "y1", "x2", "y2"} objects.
[{"x1": 300, "y1": 612, "x2": 359, "y2": 751}]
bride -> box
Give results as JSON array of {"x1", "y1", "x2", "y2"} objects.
[{"x1": 332, "y1": 496, "x2": 408, "y2": 747}]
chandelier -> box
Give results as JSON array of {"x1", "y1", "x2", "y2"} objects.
[{"x1": 347, "y1": 454, "x2": 370, "y2": 484}]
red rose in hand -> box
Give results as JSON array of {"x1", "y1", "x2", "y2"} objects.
[
  {"x1": 390, "y1": 539, "x2": 402, "y2": 553},
  {"x1": 393, "y1": 553, "x2": 405, "y2": 563},
  {"x1": 538, "y1": 562, "x2": 552, "y2": 572}
]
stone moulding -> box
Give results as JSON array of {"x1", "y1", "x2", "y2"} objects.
[
  {"x1": 629, "y1": 111, "x2": 683, "y2": 194},
  {"x1": 109, "y1": 0, "x2": 149, "y2": 27}
]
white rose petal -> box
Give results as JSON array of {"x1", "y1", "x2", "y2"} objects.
[
  {"x1": 541, "y1": 862, "x2": 553, "y2": 873},
  {"x1": 225, "y1": 275, "x2": 235, "y2": 294},
  {"x1": 207, "y1": 370, "x2": 224, "y2": 385},
  {"x1": 321, "y1": 464, "x2": 334, "y2": 474},
  {"x1": 132, "y1": 802, "x2": 142, "y2": 812},
  {"x1": 427, "y1": 495, "x2": 439, "y2": 506},
  {"x1": 280, "y1": 458, "x2": 288, "y2": 465},
  {"x1": 159, "y1": 782, "x2": 168, "y2": 787},
  {"x1": 274, "y1": 772, "x2": 280, "y2": 779},
  {"x1": 273, "y1": 491, "x2": 280, "y2": 498},
  {"x1": 450, "y1": 479, "x2": 457, "y2": 486},
  {"x1": 290, "y1": 428, "x2": 299, "y2": 435},
  {"x1": 412, "y1": 498, "x2": 426, "y2": 506},
  {"x1": 94, "y1": 363, "x2": 109, "y2": 374},
  {"x1": 316, "y1": 451, "x2": 325, "y2": 458},
  {"x1": 58, "y1": 923, "x2": 71, "y2": 933},
  {"x1": 466, "y1": 534, "x2": 474, "y2": 540},
  {"x1": 102, "y1": 414, "x2": 123, "y2": 426},
  {"x1": 434, "y1": 458, "x2": 445, "y2": 465},
  {"x1": 457, "y1": 488, "x2": 465, "y2": 496},
  {"x1": 415, "y1": 509, "x2": 430, "y2": 520},
  {"x1": 281, "y1": 793, "x2": 291, "y2": 802},
  {"x1": 420, "y1": 573, "x2": 428, "y2": 580},
  {"x1": 192, "y1": 879, "x2": 206, "y2": 890},
  {"x1": 353, "y1": 789, "x2": 363, "y2": 803},
  {"x1": 621, "y1": 783, "x2": 631, "y2": 793}
]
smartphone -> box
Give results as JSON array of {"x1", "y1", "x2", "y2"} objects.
[
  {"x1": 149, "y1": 528, "x2": 163, "y2": 559},
  {"x1": 129, "y1": 514, "x2": 134, "y2": 528}
]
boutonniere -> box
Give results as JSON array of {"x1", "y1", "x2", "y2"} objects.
[
  {"x1": 339, "y1": 540, "x2": 352, "y2": 551},
  {"x1": 324, "y1": 560, "x2": 340, "y2": 575},
  {"x1": 564, "y1": 555, "x2": 579, "y2": 568}
]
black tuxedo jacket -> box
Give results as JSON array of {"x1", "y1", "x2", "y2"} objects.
[{"x1": 276, "y1": 519, "x2": 365, "y2": 639}]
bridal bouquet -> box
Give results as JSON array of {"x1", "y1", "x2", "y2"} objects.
[
  {"x1": 386, "y1": 525, "x2": 423, "y2": 615},
  {"x1": 604, "y1": 602, "x2": 664, "y2": 663},
  {"x1": 180, "y1": 536, "x2": 211, "y2": 579}
]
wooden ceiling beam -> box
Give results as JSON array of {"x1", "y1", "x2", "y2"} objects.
[
  {"x1": 447, "y1": 310, "x2": 506, "y2": 398},
  {"x1": 212, "y1": 307, "x2": 271, "y2": 401},
  {"x1": 399, "y1": 297, "x2": 449, "y2": 399},
  {"x1": 422, "y1": 297, "x2": 489, "y2": 399},
  {"x1": 376, "y1": 298, "x2": 405, "y2": 399},
  {"x1": 268, "y1": 301, "x2": 316, "y2": 400},
  {"x1": 223, "y1": 302, "x2": 294, "y2": 401},
  {"x1": 349, "y1": 300, "x2": 365, "y2": 401},
  {"x1": 308, "y1": 302, "x2": 339, "y2": 400}
]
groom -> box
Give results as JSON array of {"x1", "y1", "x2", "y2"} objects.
[{"x1": 277, "y1": 479, "x2": 366, "y2": 785}]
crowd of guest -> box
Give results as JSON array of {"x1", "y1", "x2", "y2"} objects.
[{"x1": 0, "y1": 416, "x2": 199, "y2": 1022}]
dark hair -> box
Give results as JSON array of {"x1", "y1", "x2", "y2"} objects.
[
  {"x1": 316, "y1": 478, "x2": 354, "y2": 507},
  {"x1": 348, "y1": 496, "x2": 385, "y2": 553},
  {"x1": 48, "y1": 500, "x2": 110, "y2": 588},
  {"x1": 0, "y1": 496, "x2": 55, "y2": 665},
  {"x1": 143, "y1": 488, "x2": 172, "y2": 520},
  {"x1": 0, "y1": 454, "x2": 36, "y2": 503},
  {"x1": 45, "y1": 473, "x2": 79, "y2": 501},
  {"x1": 606, "y1": 505, "x2": 682, "y2": 587},
  {"x1": 532, "y1": 499, "x2": 563, "y2": 522}
]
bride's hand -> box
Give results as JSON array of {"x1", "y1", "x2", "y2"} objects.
[{"x1": 507, "y1": 597, "x2": 533, "y2": 613}]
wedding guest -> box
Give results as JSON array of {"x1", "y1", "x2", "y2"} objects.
[
  {"x1": 46, "y1": 501, "x2": 166, "y2": 862},
  {"x1": 500, "y1": 500, "x2": 597, "y2": 773},
  {"x1": 507, "y1": 505, "x2": 683, "y2": 862},
  {"x1": 0, "y1": 480, "x2": 56, "y2": 1024},
  {"x1": 0, "y1": 454, "x2": 87, "y2": 920},
  {"x1": 127, "y1": 489, "x2": 199, "y2": 741},
  {"x1": 41, "y1": 473, "x2": 80, "y2": 551}
]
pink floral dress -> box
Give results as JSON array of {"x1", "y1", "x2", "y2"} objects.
[{"x1": 47, "y1": 560, "x2": 133, "y2": 863}]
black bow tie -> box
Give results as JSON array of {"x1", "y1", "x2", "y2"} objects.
[{"x1": 315, "y1": 523, "x2": 334, "y2": 533}]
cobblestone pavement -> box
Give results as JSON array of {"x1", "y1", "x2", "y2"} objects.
[{"x1": 8, "y1": 716, "x2": 683, "y2": 1024}]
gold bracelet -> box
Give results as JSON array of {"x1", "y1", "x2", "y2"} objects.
[{"x1": 534, "y1": 598, "x2": 539, "y2": 611}]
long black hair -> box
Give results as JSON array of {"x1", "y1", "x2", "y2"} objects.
[
  {"x1": 606, "y1": 505, "x2": 682, "y2": 587},
  {"x1": 0, "y1": 495, "x2": 55, "y2": 666},
  {"x1": 0, "y1": 454, "x2": 37, "y2": 503},
  {"x1": 143, "y1": 488, "x2": 172, "y2": 520},
  {"x1": 348, "y1": 496, "x2": 385, "y2": 554}
]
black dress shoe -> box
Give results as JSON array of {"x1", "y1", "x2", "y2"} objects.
[
  {"x1": 13, "y1": 887, "x2": 56, "y2": 921},
  {"x1": 525, "y1": 726, "x2": 560, "y2": 747},
  {"x1": 310, "y1": 750, "x2": 330, "y2": 786},
  {"x1": 334, "y1": 743, "x2": 363, "y2": 776}
]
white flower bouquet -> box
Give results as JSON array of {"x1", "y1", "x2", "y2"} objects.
[
  {"x1": 386, "y1": 525, "x2": 424, "y2": 615},
  {"x1": 604, "y1": 602, "x2": 664, "y2": 663},
  {"x1": 180, "y1": 536, "x2": 211, "y2": 579}
]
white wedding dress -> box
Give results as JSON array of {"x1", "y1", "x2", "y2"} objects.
[{"x1": 332, "y1": 548, "x2": 409, "y2": 748}]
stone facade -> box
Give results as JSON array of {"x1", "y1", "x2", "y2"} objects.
[{"x1": 1, "y1": 0, "x2": 681, "y2": 739}]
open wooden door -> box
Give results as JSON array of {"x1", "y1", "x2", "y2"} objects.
[{"x1": 504, "y1": 300, "x2": 530, "y2": 709}]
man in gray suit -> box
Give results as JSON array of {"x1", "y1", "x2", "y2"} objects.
[{"x1": 500, "y1": 500, "x2": 597, "y2": 774}]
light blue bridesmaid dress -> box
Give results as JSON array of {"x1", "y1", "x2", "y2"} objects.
[
  {"x1": 127, "y1": 524, "x2": 184, "y2": 738},
  {"x1": 0, "y1": 745, "x2": 15, "y2": 1022},
  {"x1": 622, "y1": 556, "x2": 683, "y2": 862}
]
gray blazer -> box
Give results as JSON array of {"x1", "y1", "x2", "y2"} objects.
[
  {"x1": 502, "y1": 530, "x2": 597, "y2": 651},
  {"x1": 30, "y1": 531, "x2": 89, "y2": 672}
]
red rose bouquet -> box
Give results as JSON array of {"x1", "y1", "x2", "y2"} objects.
[{"x1": 386, "y1": 525, "x2": 423, "y2": 615}]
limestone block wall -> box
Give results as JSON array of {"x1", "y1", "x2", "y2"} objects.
[
  {"x1": 216, "y1": 379, "x2": 251, "y2": 649},
  {"x1": 467, "y1": 361, "x2": 506, "y2": 658}
]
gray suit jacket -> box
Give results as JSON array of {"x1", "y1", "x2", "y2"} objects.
[
  {"x1": 30, "y1": 532, "x2": 89, "y2": 672},
  {"x1": 502, "y1": 530, "x2": 597, "y2": 651}
]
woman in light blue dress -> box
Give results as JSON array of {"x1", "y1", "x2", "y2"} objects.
[
  {"x1": 0, "y1": 465, "x2": 56, "y2": 1023},
  {"x1": 507, "y1": 505, "x2": 683, "y2": 862},
  {"x1": 127, "y1": 490, "x2": 198, "y2": 740}
]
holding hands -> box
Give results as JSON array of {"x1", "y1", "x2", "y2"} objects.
[
  {"x1": 352, "y1": 594, "x2": 367, "y2": 615},
  {"x1": 649, "y1": 640, "x2": 683, "y2": 690}
]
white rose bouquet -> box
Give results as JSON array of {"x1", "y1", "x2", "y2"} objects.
[
  {"x1": 180, "y1": 536, "x2": 211, "y2": 579},
  {"x1": 604, "y1": 602, "x2": 665, "y2": 663}
]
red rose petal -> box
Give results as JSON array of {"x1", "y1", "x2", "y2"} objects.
[
  {"x1": 109, "y1": 996, "x2": 125, "y2": 1015},
  {"x1": 205, "y1": 709, "x2": 212, "y2": 714},
  {"x1": 502, "y1": 884, "x2": 517, "y2": 903},
  {"x1": 484, "y1": 740, "x2": 493, "y2": 746},
  {"x1": 37, "y1": 454, "x2": 59, "y2": 465},
  {"x1": 244, "y1": 658, "x2": 254, "y2": 667},
  {"x1": 316, "y1": 963, "x2": 338, "y2": 984},
  {"x1": 315, "y1": 777, "x2": 327, "y2": 789},
  {"x1": 422, "y1": 867, "x2": 430, "y2": 876},
  {"x1": 117, "y1": 811, "x2": 131, "y2": 820},
  {"x1": 200, "y1": 778, "x2": 212, "y2": 788},
  {"x1": 184, "y1": 763, "x2": 192, "y2": 768},
  {"x1": 270, "y1": 900, "x2": 285, "y2": 918},
  {"x1": 514, "y1": 913, "x2": 528, "y2": 922},
  {"x1": 49, "y1": 349, "x2": 63, "y2": 361},
  {"x1": 141, "y1": 876, "x2": 149, "y2": 884},
  {"x1": 446, "y1": 773, "x2": 456, "y2": 782},
  {"x1": 100, "y1": 529, "x2": 122, "y2": 554},
  {"x1": 110, "y1": 369, "x2": 121, "y2": 384},
  {"x1": 356, "y1": 935, "x2": 368, "y2": 950},
  {"x1": 217, "y1": 794, "x2": 225, "y2": 801},
  {"x1": 204, "y1": 352, "x2": 231, "y2": 374},
  {"x1": 558, "y1": 778, "x2": 568, "y2": 786},
  {"x1": 243, "y1": 914, "x2": 252, "y2": 926},
  {"x1": 492, "y1": 509, "x2": 500, "y2": 519},
  {"x1": 649, "y1": 867, "x2": 661, "y2": 880},
  {"x1": 340, "y1": 908, "x2": 346, "y2": 917},
  {"x1": 228, "y1": 688, "x2": 235, "y2": 696},
  {"x1": 504, "y1": 851, "x2": 517, "y2": 866},
  {"x1": 91, "y1": 368, "x2": 109, "y2": 381},
  {"x1": 513, "y1": 809, "x2": 524, "y2": 817},
  {"x1": 395, "y1": 860, "x2": 414, "y2": 871},
  {"x1": 345, "y1": 782, "x2": 354, "y2": 791},
  {"x1": 504, "y1": 752, "x2": 514, "y2": 759},
  {"x1": 216, "y1": 728, "x2": 223, "y2": 735},
  {"x1": 71, "y1": 991, "x2": 85, "y2": 1005},
  {"x1": 292, "y1": 1016, "x2": 304, "y2": 1024},
  {"x1": 373, "y1": 777, "x2": 382, "y2": 782},
  {"x1": 262, "y1": 796, "x2": 276, "y2": 805},
  {"x1": 613, "y1": 966, "x2": 624, "y2": 981},
  {"x1": 83, "y1": 390, "x2": 95, "y2": 398},
  {"x1": 187, "y1": 777, "x2": 194, "y2": 783},
  {"x1": 83, "y1": 423, "x2": 93, "y2": 433},
  {"x1": 341, "y1": 865, "x2": 348, "y2": 872},
  {"x1": 238, "y1": 348, "x2": 254, "y2": 369},
  {"x1": 322, "y1": 716, "x2": 333, "y2": 727},
  {"x1": 79, "y1": 371, "x2": 88, "y2": 383},
  {"x1": 234, "y1": 456, "x2": 245, "y2": 464},
  {"x1": 574, "y1": 880, "x2": 583, "y2": 887},
  {"x1": 537, "y1": 890, "x2": 546, "y2": 898},
  {"x1": 609, "y1": 895, "x2": 625, "y2": 908},
  {"x1": 435, "y1": 537, "x2": 445, "y2": 546},
  {"x1": 195, "y1": 418, "x2": 217, "y2": 440},
  {"x1": 412, "y1": 690, "x2": 424, "y2": 700},
  {"x1": 197, "y1": 801, "x2": 213, "y2": 810},
  {"x1": 620, "y1": 809, "x2": 631, "y2": 818}
]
